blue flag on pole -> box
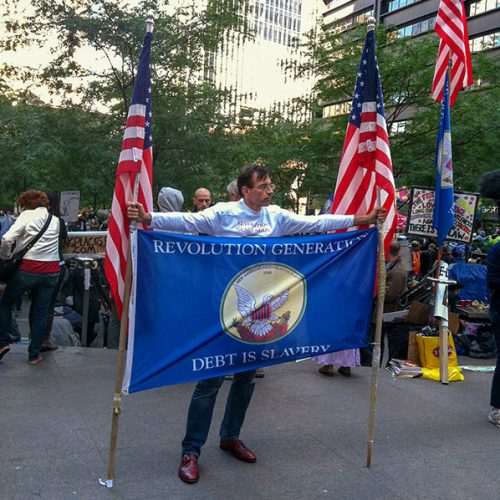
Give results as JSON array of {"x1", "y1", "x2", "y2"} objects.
[
  {"x1": 123, "y1": 228, "x2": 378, "y2": 394},
  {"x1": 432, "y1": 72, "x2": 454, "y2": 245}
]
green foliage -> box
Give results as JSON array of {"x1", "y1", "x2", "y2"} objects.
[
  {"x1": 239, "y1": 23, "x2": 500, "y2": 201},
  {"x1": 0, "y1": 95, "x2": 118, "y2": 206},
  {"x1": 0, "y1": 0, "x2": 248, "y2": 206},
  {"x1": 298, "y1": 23, "x2": 500, "y2": 192},
  {"x1": 1, "y1": 5, "x2": 498, "y2": 209}
]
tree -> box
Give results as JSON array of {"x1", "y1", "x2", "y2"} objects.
[
  {"x1": 0, "y1": 0, "x2": 250, "y2": 205},
  {"x1": 0, "y1": 92, "x2": 118, "y2": 207},
  {"x1": 291, "y1": 23, "x2": 500, "y2": 192}
]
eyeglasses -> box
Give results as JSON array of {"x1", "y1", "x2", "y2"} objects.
[{"x1": 254, "y1": 183, "x2": 275, "y2": 192}]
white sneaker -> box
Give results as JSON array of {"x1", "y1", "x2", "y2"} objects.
[{"x1": 488, "y1": 407, "x2": 500, "y2": 427}]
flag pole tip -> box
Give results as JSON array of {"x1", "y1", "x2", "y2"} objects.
[
  {"x1": 367, "y1": 16, "x2": 376, "y2": 31},
  {"x1": 146, "y1": 12, "x2": 155, "y2": 33},
  {"x1": 99, "y1": 478, "x2": 113, "y2": 488}
]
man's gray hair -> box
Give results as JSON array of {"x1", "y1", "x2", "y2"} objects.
[{"x1": 227, "y1": 179, "x2": 238, "y2": 196}]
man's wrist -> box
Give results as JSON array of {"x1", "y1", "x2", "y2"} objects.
[{"x1": 145, "y1": 213, "x2": 152, "y2": 226}]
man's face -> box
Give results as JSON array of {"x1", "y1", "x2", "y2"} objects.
[
  {"x1": 242, "y1": 174, "x2": 274, "y2": 210},
  {"x1": 193, "y1": 189, "x2": 211, "y2": 212}
]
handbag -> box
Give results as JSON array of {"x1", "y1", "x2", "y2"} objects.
[{"x1": 0, "y1": 214, "x2": 53, "y2": 283}]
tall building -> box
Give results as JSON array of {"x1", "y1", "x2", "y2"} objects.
[
  {"x1": 321, "y1": 0, "x2": 500, "y2": 117},
  {"x1": 202, "y1": 0, "x2": 323, "y2": 124}
]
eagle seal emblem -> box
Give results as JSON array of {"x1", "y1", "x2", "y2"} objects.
[{"x1": 220, "y1": 263, "x2": 306, "y2": 344}]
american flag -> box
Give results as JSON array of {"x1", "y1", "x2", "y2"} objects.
[
  {"x1": 332, "y1": 29, "x2": 396, "y2": 255},
  {"x1": 104, "y1": 31, "x2": 154, "y2": 319},
  {"x1": 432, "y1": 0, "x2": 473, "y2": 106}
]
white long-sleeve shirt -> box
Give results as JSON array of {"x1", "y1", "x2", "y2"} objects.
[
  {"x1": 0, "y1": 207, "x2": 60, "y2": 271},
  {"x1": 150, "y1": 200, "x2": 354, "y2": 237}
]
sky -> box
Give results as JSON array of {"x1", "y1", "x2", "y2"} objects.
[{"x1": 0, "y1": 2, "x2": 123, "y2": 105}]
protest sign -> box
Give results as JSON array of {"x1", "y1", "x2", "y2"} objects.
[
  {"x1": 60, "y1": 191, "x2": 80, "y2": 222},
  {"x1": 407, "y1": 187, "x2": 478, "y2": 243}
]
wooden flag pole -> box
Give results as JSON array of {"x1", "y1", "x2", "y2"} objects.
[
  {"x1": 99, "y1": 14, "x2": 155, "y2": 489},
  {"x1": 100, "y1": 242, "x2": 134, "y2": 488},
  {"x1": 367, "y1": 221, "x2": 387, "y2": 468}
]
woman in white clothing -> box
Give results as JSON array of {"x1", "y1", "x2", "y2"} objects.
[{"x1": 0, "y1": 190, "x2": 61, "y2": 365}]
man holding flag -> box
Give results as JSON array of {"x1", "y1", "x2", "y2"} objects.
[{"x1": 127, "y1": 164, "x2": 387, "y2": 483}]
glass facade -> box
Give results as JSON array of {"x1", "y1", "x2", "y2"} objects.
[
  {"x1": 253, "y1": 0, "x2": 302, "y2": 46},
  {"x1": 470, "y1": 31, "x2": 500, "y2": 52},
  {"x1": 397, "y1": 16, "x2": 435, "y2": 38},
  {"x1": 330, "y1": 9, "x2": 374, "y2": 34},
  {"x1": 470, "y1": 0, "x2": 500, "y2": 16},
  {"x1": 388, "y1": 0, "x2": 418, "y2": 13}
]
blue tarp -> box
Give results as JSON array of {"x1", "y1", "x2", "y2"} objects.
[{"x1": 449, "y1": 263, "x2": 488, "y2": 303}]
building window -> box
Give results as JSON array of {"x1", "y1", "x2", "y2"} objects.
[
  {"x1": 254, "y1": 0, "x2": 302, "y2": 46},
  {"x1": 470, "y1": 31, "x2": 500, "y2": 52},
  {"x1": 397, "y1": 17, "x2": 435, "y2": 38},
  {"x1": 469, "y1": 0, "x2": 500, "y2": 17},
  {"x1": 331, "y1": 9, "x2": 374, "y2": 34},
  {"x1": 390, "y1": 120, "x2": 409, "y2": 136},
  {"x1": 388, "y1": 0, "x2": 418, "y2": 12},
  {"x1": 322, "y1": 101, "x2": 351, "y2": 118},
  {"x1": 203, "y1": 51, "x2": 216, "y2": 83}
]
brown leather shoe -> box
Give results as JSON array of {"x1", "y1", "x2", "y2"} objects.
[
  {"x1": 220, "y1": 439, "x2": 256, "y2": 463},
  {"x1": 318, "y1": 364, "x2": 334, "y2": 377},
  {"x1": 337, "y1": 366, "x2": 351, "y2": 377},
  {"x1": 178, "y1": 454, "x2": 199, "y2": 484}
]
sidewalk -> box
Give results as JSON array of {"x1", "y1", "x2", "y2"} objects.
[{"x1": 0, "y1": 342, "x2": 497, "y2": 500}]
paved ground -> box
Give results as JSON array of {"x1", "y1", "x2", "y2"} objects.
[{"x1": 1, "y1": 335, "x2": 498, "y2": 500}]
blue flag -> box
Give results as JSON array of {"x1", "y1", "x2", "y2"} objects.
[
  {"x1": 432, "y1": 72, "x2": 454, "y2": 245},
  {"x1": 123, "y1": 228, "x2": 378, "y2": 394}
]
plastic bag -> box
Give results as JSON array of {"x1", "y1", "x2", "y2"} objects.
[
  {"x1": 416, "y1": 332, "x2": 458, "y2": 369},
  {"x1": 422, "y1": 367, "x2": 464, "y2": 382}
]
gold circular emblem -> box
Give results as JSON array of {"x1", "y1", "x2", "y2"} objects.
[{"x1": 220, "y1": 263, "x2": 306, "y2": 344}]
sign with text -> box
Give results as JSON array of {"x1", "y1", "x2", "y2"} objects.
[
  {"x1": 63, "y1": 232, "x2": 107, "y2": 255},
  {"x1": 60, "y1": 191, "x2": 80, "y2": 222},
  {"x1": 123, "y1": 228, "x2": 378, "y2": 394},
  {"x1": 407, "y1": 187, "x2": 478, "y2": 243}
]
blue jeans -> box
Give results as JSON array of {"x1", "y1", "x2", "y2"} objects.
[
  {"x1": 490, "y1": 309, "x2": 500, "y2": 408},
  {"x1": 0, "y1": 270, "x2": 59, "y2": 360},
  {"x1": 181, "y1": 369, "x2": 257, "y2": 456}
]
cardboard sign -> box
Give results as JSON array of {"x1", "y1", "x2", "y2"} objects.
[
  {"x1": 407, "y1": 187, "x2": 478, "y2": 243},
  {"x1": 64, "y1": 232, "x2": 107, "y2": 255},
  {"x1": 60, "y1": 191, "x2": 80, "y2": 222}
]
